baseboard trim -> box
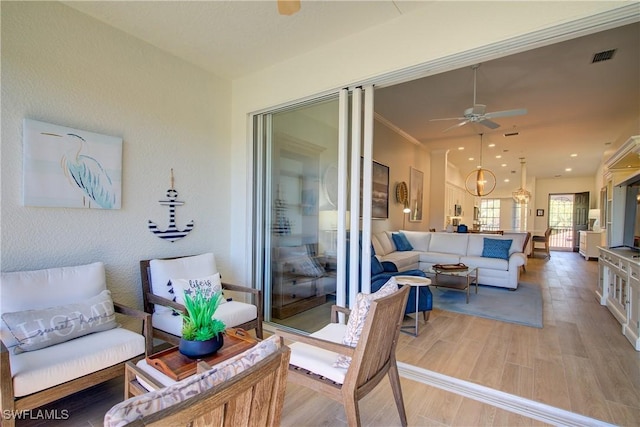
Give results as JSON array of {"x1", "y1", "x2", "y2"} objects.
[{"x1": 397, "y1": 362, "x2": 615, "y2": 427}]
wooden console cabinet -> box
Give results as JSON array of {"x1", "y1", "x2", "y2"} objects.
[{"x1": 598, "y1": 247, "x2": 640, "y2": 350}]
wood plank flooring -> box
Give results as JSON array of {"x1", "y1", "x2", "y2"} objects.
[{"x1": 13, "y1": 251, "x2": 640, "y2": 426}]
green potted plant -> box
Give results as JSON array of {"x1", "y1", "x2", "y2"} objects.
[{"x1": 176, "y1": 288, "x2": 226, "y2": 358}]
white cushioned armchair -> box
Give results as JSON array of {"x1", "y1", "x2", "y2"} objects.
[
  {"x1": 0, "y1": 262, "x2": 152, "y2": 427},
  {"x1": 140, "y1": 253, "x2": 263, "y2": 344}
]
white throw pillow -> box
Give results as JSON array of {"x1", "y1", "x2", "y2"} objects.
[
  {"x1": 170, "y1": 273, "x2": 226, "y2": 305},
  {"x1": 334, "y1": 277, "x2": 399, "y2": 368}
]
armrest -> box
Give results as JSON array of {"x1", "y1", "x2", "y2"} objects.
[
  {"x1": 1, "y1": 339, "x2": 15, "y2": 409},
  {"x1": 381, "y1": 261, "x2": 399, "y2": 272},
  {"x1": 276, "y1": 329, "x2": 355, "y2": 357},
  {"x1": 114, "y1": 302, "x2": 154, "y2": 356},
  {"x1": 221, "y1": 282, "x2": 259, "y2": 296},
  {"x1": 330, "y1": 305, "x2": 351, "y2": 324},
  {"x1": 145, "y1": 293, "x2": 186, "y2": 313}
]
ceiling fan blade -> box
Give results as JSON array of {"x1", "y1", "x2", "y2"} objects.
[
  {"x1": 479, "y1": 118, "x2": 500, "y2": 129},
  {"x1": 278, "y1": 0, "x2": 301, "y2": 15},
  {"x1": 484, "y1": 108, "x2": 528, "y2": 119},
  {"x1": 442, "y1": 120, "x2": 470, "y2": 132},
  {"x1": 429, "y1": 116, "x2": 465, "y2": 122}
]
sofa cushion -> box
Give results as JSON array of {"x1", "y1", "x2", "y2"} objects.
[
  {"x1": 482, "y1": 238, "x2": 513, "y2": 260},
  {"x1": 152, "y1": 301, "x2": 257, "y2": 337},
  {"x1": 399, "y1": 230, "x2": 431, "y2": 252},
  {"x1": 2, "y1": 289, "x2": 117, "y2": 354},
  {"x1": 380, "y1": 251, "x2": 420, "y2": 271},
  {"x1": 335, "y1": 277, "x2": 398, "y2": 368},
  {"x1": 373, "y1": 232, "x2": 395, "y2": 256},
  {"x1": 371, "y1": 234, "x2": 384, "y2": 257},
  {"x1": 392, "y1": 232, "x2": 414, "y2": 251},
  {"x1": 460, "y1": 255, "x2": 509, "y2": 271},
  {"x1": 419, "y1": 252, "x2": 462, "y2": 265},
  {"x1": 11, "y1": 327, "x2": 145, "y2": 397},
  {"x1": 1, "y1": 262, "x2": 107, "y2": 349},
  {"x1": 149, "y1": 254, "x2": 218, "y2": 314},
  {"x1": 429, "y1": 233, "x2": 469, "y2": 256},
  {"x1": 104, "y1": 335, "x2": 281, "y2": 426}
]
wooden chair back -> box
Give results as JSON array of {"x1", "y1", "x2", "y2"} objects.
[
  {"x1": 345, "y1": 286, "x2": 410, "y2": 392},
  {"x1": 124, "y1": 342, "x2": 290, "y2": 427}
]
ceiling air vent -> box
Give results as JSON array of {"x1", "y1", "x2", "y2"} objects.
[{"x1": 592, "y1": 49, "x2": 616, "y2": 63}]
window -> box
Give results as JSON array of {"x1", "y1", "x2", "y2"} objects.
[{"x1": 480, "y1": 199, "x2": 500, "y2": 230}]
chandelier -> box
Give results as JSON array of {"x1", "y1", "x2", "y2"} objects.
[
  {"x1": 465, "y1": 133, "x2": 496, "y2": 197},
  {"x1": 512, "y1": 157, "x2": 531, "y2": 204}
]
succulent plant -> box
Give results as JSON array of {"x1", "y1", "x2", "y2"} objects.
[{"x1": 176, "y1": 289, "x2": 226, "y2": 341}]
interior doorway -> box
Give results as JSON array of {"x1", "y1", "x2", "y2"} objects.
[{"x1": 548, "y1": 192, "x2": 589, "y2": 251}]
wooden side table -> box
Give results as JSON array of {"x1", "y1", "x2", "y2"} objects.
[{"x1": 394, "y1": 275, "x2": 431, "y2": 337}]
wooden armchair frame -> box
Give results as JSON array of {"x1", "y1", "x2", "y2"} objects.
[
  {"x1": 277, "y1": 286, "x2": 410, "y2": 427},
  {"x1": 140, "y1": 257, "x2": 263, "y2": 344},
  {"x1": 0, "y1": 304, "x2": 152, "y2": 427},
  {"x1": 115, "y1": 340, "x2": 290, "y2": 427}
]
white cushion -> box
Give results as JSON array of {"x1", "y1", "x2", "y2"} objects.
[
  {"x1": 380, "y1": 251, "x2": 420, "y2": 271},
  {"x1": 1, "y1": 262, "x2": 107, "y2": 349},
  {"x1": 149, "y1": 254, "x2": 218, "y2": 313},
  {"x1": 371, "y1": 234, "x2": 384, "y2": 257},
  {"x1": 289, "y1": 323, "x2": 347, "y2": 384},
  {"x1": 374, "y1": 232, "x2": 394, "y2": 256},
  {"x1": 152, "y1": 301, "x2": 257, "y2": 337},
  {"x1": 419, "y1": 252, "x2": 462, "y2": 265},
  {"x1": 399, "y1": 230, "x2": 432, "y2": 252},
  {"x1": 10, "y1": 327, "x2": 144, "y2": 397},
  {"x1": 429, "y1": 233, "x2": 469, "y2": 255},
  {"x1": 460, "y1": 255, "x2": 509, "y2": 271}
]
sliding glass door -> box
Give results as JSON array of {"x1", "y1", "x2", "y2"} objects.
[{"x1": 252, "y1": 87, "x2": 375, "y2": 332}]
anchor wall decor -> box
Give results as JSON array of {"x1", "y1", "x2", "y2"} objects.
[{"x1": 148, "y1": 169, "x2": 194, "y2": 242}]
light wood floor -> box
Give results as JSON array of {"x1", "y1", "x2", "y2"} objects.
[{"x1": 15, "y1": 252, "x2": 640, "y2": 426}]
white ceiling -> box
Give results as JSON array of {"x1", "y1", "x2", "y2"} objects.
[{"x1": 65, "y1": 1, "x2": 640, "y2": 194}]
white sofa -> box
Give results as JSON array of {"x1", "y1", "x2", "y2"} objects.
[{"x1": 371, "y1": 231, "x2": 528, "y2": 289}]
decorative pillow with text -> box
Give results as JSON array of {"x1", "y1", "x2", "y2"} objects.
[
  {"x1": 1, "y1": 290, "x2": 117, "y2": 354},
  {"x1": 170, "y1": 273, "x2": 226, "y2": 305}
]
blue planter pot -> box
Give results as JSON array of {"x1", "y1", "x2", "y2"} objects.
[{"x1": 179, "y1": 333, "x2": 224, "y2": 358}]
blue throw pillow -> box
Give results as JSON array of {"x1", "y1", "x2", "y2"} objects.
[
  {"x1": 482, "y1": 238, "x2": 513, "y2": 260},
  {"x1": 371, "y1": 255, "x2": 385, "y2": 275},
  {"x1": 392, "y1": 232, "x2": 413, "y2": 251}
]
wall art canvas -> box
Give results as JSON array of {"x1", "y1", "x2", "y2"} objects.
[
  {"x1": 360, "y1": 158, "x2": 389, "y2": 219},
  {"x1": 23, "y1": 119, "x2": 122, "y2": 209},
  {"x1": 409, "y1": 167, "x2": 424, "y2": 222}
]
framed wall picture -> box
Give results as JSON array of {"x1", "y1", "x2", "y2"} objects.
[
  {"x1": 537, "y1": 209, "x2": 545, "y2": 216},
  {"x1": 360, "y1": 158, "x2": 389, "y2": 219},
  {"x1": 409, "y1": 167, "x2": 424, "y2": 222}
]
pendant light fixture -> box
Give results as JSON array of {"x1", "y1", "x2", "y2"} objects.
[
  {"x1": 512, "y1": 157, "x2": 532, "y2": 204},
  {"x1": 465, "y1": 133, "x2": 496, "y2": 197}
]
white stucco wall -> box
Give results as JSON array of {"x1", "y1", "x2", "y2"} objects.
[{"x1": 1, "y1": 2, "x2": 232, "y2": 307}]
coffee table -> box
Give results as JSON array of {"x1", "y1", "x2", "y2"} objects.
[
  {"x1": 125, "y1": 328, "x2": 257, "y2": 397},
  {"x1": 425, "y1": 266, "x2": 478, "y2": 303},
  {"x1": 393, "y1": 275, "x2": 431, "y2": 337}
]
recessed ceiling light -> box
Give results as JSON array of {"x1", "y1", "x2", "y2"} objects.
[
  {"x1": 468, "y1": 157, "x2": 474, "y2": 161},
  {"x1": 496, "y1": 155, "x2": 502, "y2": 159},
  {"x1": 565, "y1": 168, "x2": 572, "y2": 172},
  {"x1": 570, "y1": 153, "x2": 578, "y2": 157},
  {"x1": 488, "y1": 143, "x2": 496, "y2": 148},
  {"x1": 458, "y1": 147, "x2": 464, "y2": 150},
  {"x1": 504, "y1": 179, "x2": 510, "y2": 183},
  {"x1": 501, "y1": 163, "x2": 507, "y2": 167}
]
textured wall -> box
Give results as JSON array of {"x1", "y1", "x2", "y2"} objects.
[{"x1": 1, "y1": 2, "x2": 232, "y2": 308}]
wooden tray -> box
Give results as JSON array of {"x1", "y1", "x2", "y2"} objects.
[
  {"x1": 433, "y1": 263, "x2": 469, "y2": 272},
  {"x1": 146, "y1": 328, "x2": 257, "y2": 381}
]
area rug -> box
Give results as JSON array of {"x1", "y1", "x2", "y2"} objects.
[{"x1": 430, "y1": 282, "x2": 543, "y2": 328}]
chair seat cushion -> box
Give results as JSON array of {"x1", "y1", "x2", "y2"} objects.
[
  {"x1": 288, "y1": 323, "x2": 347, "y2": 385},
  {"x1": 10, "y1": 327, "x2": 145, "y2": 397},
  {"x1": 152, "y1": 301, "x2": 257, "y2": 337}
]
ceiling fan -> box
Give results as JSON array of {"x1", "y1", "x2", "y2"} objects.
[
  {"x1": 278, "y1": 0, "x2": 301, "y2": 15},
  {"x1": 431, "y1": 64, "x2": 527, "y2": 132}
]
